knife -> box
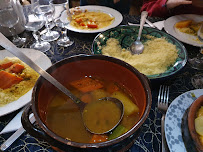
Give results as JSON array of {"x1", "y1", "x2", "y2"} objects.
[{"x1": 0, "y1": 114, "x2": 35, "y2": 151}]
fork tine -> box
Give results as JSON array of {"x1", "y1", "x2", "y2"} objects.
[{"x1": 158, "y1": 85, "x2": 162, "y2": 104}]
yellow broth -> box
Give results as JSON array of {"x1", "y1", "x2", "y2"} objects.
[
  {"x1": 45, "y1": 77, "x2": 140, "y2": 143},
  {"x1": 83, "y1": 99, "x2": 121, "y2": 134}
]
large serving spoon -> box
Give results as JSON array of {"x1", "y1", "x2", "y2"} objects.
[
  {"x1": 130, "y1": 11, "x2": 148, "y2": 55},
  {"x1": 0, "y1": 32, "x2": 124, "y2": 134}
]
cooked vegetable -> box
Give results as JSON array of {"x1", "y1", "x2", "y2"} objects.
[
  {"x1": 81, "y1": 93, "x2": 92, "y2": 103},
  {"x1": 70, "y1": 77, "x2": 103, "y2": 93},
  {"x1": 108, "y1": 125, "x2": 128, "y2": 140},
  {"x1": 197, "y1": 106, "x2": 203, "y2": 117},
  {"x1": 111, "y1": 91, "x2": 139, "y2": 115},
  {"x1": 87, "y1": 23, "x2": 98, "y2": 28},
  {"x1": 9, "y1": 63, "x2": 24, "y2": 74},
  {"x1": 90, "y1": 134, "x2": 108, "y2": 143},
  {"x1": 0, "y1": 62, "x2": 13, "y2": 70},
  {"x1": 175, "y1": 20, "x2": 192, "y2": 28},
  {"x1": 106, "y1": 82, "x2": 119, "y2": 94},
  {"x1": 195, "y1": 116, "x2": 203, "y2": 136},
  {"x1": 90, "y1": 89, "x2": 109, "y2": 101},
  {"x1": 0, "y1": 71, "x2": 23, "y2": 89}
]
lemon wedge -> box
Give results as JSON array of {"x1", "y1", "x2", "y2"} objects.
[{"x1": 195, "y1": 116, "x2": 203, "y2": 136}]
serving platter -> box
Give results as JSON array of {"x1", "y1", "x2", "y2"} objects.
[
  {"x1": 0, "y1": 48, "x2": 52, "y2": 117},
  {"x1": 164, "y1": 14, "x2": 203, "y2": 47},
  {"x1": 92, "y1": 25, "x2": 187, "y2": 80},
  {"x1": 165, "y1": 89, "x2": 203, "y2": 152},
  {"x1": 60, "y1": 5, "x2": 123, "y2": 33}
]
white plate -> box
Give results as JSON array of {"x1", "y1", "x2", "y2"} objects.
[
  {"x1": 60, "y1": 5, "x2": 123, "y2": 33},
  {"x1": 165, "y1": 89, "x2": 203, "y2": 152},
  {"x1": 164, "y1": 14, "x2": 203, "y2": 47},
  {"x1": 0, "y1": 48, "x2": 52, "y2": 117}
]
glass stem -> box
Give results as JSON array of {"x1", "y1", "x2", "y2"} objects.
[{"x1": 33, "y1": 31, "x2": 41, "y2": 44}]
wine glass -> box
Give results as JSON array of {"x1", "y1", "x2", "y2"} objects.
[
  {"x1": 50, "y1": 0, "x2": 74, "y2": 47},
  {"x1": 190, "y1": 23, "x2": 203, "y2": 89},
  {"x1": 23, "y1": 0, "x2": 51, "y2": 52},
  {"x1": 0, "y1": 1, "x2": 26, "y2": 46},
  {"x1": 34, "y1": 2, "x2": 60, "y2": 42},
  {"x1": 188, "y1": 23, "x2": 203, "y2": 70}
]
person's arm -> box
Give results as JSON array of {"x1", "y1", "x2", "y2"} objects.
[{"x1": 141, "y1": 0, "x2": 169, "y2": 17}]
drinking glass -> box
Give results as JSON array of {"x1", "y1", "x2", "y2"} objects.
[
  {"x1": 34, "y1": 2, "x2": 60, "y2": 42},
  {"x1": 50, "y1": 0, "x2": 74, "y2": 47},
  {"x1": 188, "y1": 23, "x2": 203, "y2": 70},
  {"x1": 190, "y1": 23, "x2": 203, "y2": 89},
  {"x1": 23, "y1": 0, "x2": 51, "y2": 52},
  {"x1": 0, "y1": 1, "x2": 26, "y2": 46}
]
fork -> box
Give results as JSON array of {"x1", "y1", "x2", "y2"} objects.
[{"x1": 158, "y1": 85, "x2": 169, "y2": 152}]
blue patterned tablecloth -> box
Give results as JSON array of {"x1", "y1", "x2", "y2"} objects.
[{"x1": 0, "y1": 14, "x2": 201, "y2": 152}]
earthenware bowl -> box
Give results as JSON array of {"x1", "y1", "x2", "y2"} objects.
[{"x1": 22, "y1": 54, "x2": 152, "y2": 152}]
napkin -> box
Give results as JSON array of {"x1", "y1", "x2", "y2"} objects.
[
  {"x1": 0, "y1": 107, "x2": 34, "y2": 134},
  {"x1": 0, "y1": 108, "x2": 24, "y2": 134},
  {"x1": 128, "y1": 20, "x2": 165, "y2": 31}
]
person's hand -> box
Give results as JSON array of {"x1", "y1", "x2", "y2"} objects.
[
  {"x1": 166, "y1": 0, "x2": 192, "y2": 9},
  {"x1": 113, "y1": 0, "x2": 120, "y2": 3}
]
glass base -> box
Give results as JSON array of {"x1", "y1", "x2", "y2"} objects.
[
  {"x1": 191, "y1": 74, "x2": 203, "y2": 89},
  {"x1": 41, "y1": 30, "x2": 60, "y2": 42},
  {"x1": 188, "y1": 57, "x2": 203, "y2": 70},
  {"x1": 57, "y1": 37, "x2": 74, "y2": 47},
  {"x1": 13, "y1": 37, "x2": 26, "y2": 47},
  {"x1": 30, "y1": 41, "x2": 51, "y2": 52}
]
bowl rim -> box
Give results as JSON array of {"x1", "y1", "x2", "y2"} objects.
[
  {"x1": 188, "y1": 95, "x2": 203, "y2": 151},
  {"x1": 31, "y1": 54, "x2": 152, "y2": 148}
]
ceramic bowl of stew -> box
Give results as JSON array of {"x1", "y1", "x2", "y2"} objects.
[
  {"x1": 187, "y1": 95, "x2": 203, "y2": 152},
  {"x1": 22, "y1": 54, "x2": 152, "y2": 152}
]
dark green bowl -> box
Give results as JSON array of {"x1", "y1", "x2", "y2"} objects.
[{"x1": 92, "y1": 25, "x2": 188, "y2": 80}]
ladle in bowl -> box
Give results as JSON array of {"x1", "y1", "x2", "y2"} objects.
[
  {"x1": 130, "y1": 11, "x2": 148, "y2": 55},
  {"x1": 0, "y1": 32, "x2": 124, "y2": 134}
]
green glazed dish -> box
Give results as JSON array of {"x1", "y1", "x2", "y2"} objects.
[{"x1": 92, "y1": 25, "x2": 188, "y2": 80}]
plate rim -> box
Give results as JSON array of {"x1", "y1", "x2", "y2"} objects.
[
  {"x1": 0, "y1": 48, "x2": 52, "y2": 117},
  {"x1": 164, "y1": 14, "x2": 203, "y2": 47},
  {"x1": 61, "y1": 5, "x2": 123, "y2": 33},
  {"x1": 91, "y1": 25, "x2": 188, "y2": 80},
  {"x1": 165, "y1": 89, "x2": 203, "y2": 152}
]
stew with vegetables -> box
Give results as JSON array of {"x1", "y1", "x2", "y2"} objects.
[{"x1": 45, "y1": 76, "x2": 140, "y2": 143}]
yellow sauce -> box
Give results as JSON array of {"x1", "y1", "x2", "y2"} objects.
[{"x1": 70, "y1": 11, "x2": 114, "y2": 30}]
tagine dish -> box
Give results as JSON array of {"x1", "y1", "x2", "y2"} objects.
[
  {"x1": 195, "y1": 106, "x2": 203, "y2": 146},
  {"x1": 0, "y1": 57, "x2": 39, "y2": 106},
  {"x1": 70, "y1": 8, "x2": 115, "y2": 30},
  {"x1": 60, "y1": 5, "x2": 123, "y2": 33},
  {"x1": 164, "y1": 14, "x2": 203, "y2": 47},
  {"x1": 174, "y1": 19, "x2": 203, "y2": 43}
]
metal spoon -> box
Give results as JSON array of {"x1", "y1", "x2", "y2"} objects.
[
  {"x1": 130, "y1": 11, "x2": 148, "y2": 55},
  {"x1": 0, "y1": 32, "x2": 124, "y2": 134}
]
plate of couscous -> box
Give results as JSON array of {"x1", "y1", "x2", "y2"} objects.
[
  {"x1": 0, "y1": 48, "x2": 52, "y2": 116},
  {"x1": 92, "y1": 25, "x2": 187, "y2": 80}
]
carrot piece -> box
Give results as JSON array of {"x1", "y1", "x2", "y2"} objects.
[
  {"x1": 75, "y1": 18, "x2": 82, "y2": 23},
  {"x1": 87, "y1": 24, "x2": 98, "y2": 28},
  {"x1": 81, "y1": 93, "x2": 92, "y2": 103},
  {"x1": 70, "y1": 77, "x2": 103, "y2": 93},
  {"x1": 90, "y1": 134, "x2": 108, "y2": 143},
  {"x1": 107, "y1": 82, "x2": 119, "y2": 94},
  {"x1": 80, "y1": 22, "x2": 86, "y2": 26},
  {"x1": 0, "y1": 71, "x2": 23, "y2": 89},
  {"x1": 0, "y1": 62, "x2": 13, "y2": 70},
  {"x1": 175, "y1": 20, "x2": 192, "y2": 28},
  {"x1": 9, "y1": 63, "x2": 24, "y2": 74}
]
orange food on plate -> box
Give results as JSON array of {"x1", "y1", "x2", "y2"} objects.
[
  {"x1": 70, "y1": 9, "x2": 114, "y2": 30},
  {"x1": 175, "y1": 20, "x2": 193, "y2": 28},
  {"x1": 0, "y1": 57, "x2": 39, "y2": 107},
  {"x1": 0, "y1": 71, "x2": 23, "y2": 89}
]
